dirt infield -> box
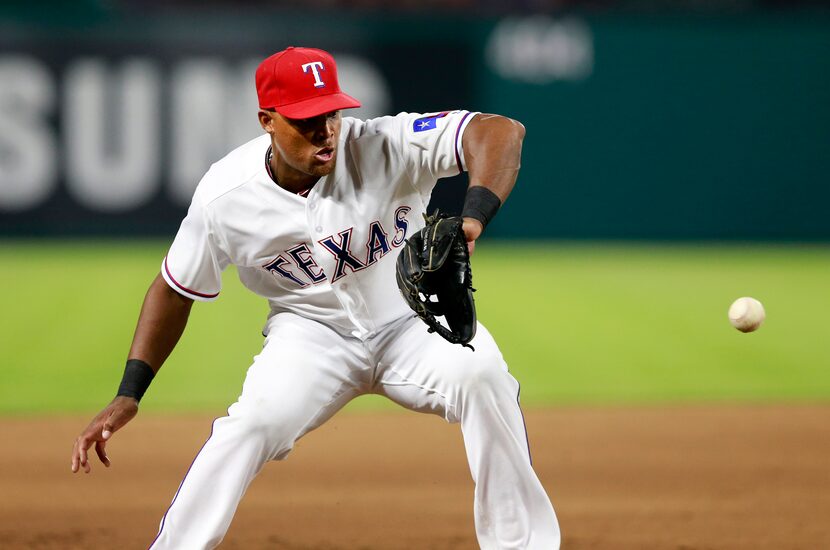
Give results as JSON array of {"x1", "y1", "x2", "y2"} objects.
[{"x1": 1, "y1": 405, "x2": 828, "y2": 549}]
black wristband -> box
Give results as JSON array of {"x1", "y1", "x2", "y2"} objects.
[
  {"x1": 117, "y1": 359, "x2": 155, "y2": 402},
  {"x1": 461, "y1": 186, "x2": 502, "y2": 230}
]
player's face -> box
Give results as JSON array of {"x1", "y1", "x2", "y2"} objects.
[{"x1": 260, "y1": 109, "x2": 342, "y2": 187}]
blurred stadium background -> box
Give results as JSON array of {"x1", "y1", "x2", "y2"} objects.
[{"x1": 1, "y1": 0, "x2": 829, "y2": 414}]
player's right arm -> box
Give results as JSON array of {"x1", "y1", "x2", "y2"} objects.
[
  {"x1": 72, "y1": 180, "x2": 227, "y2": 474},
  {"x1": 71, "y1": 273, "x2": 194, "y2": 474}
]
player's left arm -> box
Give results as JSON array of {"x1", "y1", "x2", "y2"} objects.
[{"x1": 459, "y1": 113, "x2": 526, "y2": 251}]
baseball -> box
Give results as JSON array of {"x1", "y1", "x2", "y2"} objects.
[{"x1": 728, "y1": 297, "x2": 765, "y2": 333}]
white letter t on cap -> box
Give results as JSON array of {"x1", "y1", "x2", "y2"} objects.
[{"x1": 302, "y1": 62, "x2": 326, "y2": 88}]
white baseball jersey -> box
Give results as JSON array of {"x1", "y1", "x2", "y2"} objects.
[{"x1": 161, "y1": 110, "x2": 477, "y2": 339}]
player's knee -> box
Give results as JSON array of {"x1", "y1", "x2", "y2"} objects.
[{"x1": 235, "y1": 406, "x2": 298, "y2": 456}]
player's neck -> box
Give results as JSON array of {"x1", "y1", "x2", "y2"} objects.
[{"x1": 266, "y1": 146, "x2": 318, "y2": 196}]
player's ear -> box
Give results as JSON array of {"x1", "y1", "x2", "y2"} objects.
[{"x1": 258, "y1": 110, "x2": 275, "y2": 133}]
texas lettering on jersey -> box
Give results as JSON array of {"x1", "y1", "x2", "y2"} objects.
[{"x1": 264, "y1": 205, "x2": 412, "y2": 287}]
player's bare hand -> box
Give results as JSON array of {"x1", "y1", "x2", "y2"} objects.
[
  {"x1": 462, "y1": 217, "x2": 483, "y2": 256},
  {"x1": 71, "y1": 396, "x2": 138, "y2": 474}
]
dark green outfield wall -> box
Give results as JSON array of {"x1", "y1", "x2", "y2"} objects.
[
  {"x1": 0, "y1": 11, "x2": 827, "y2": 239},
  {"x1": 480, "y1": 15, "x2": 830, "y2": 239}
]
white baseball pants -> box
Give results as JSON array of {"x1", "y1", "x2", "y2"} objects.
[{"x1": 148, "y1": 313, "x2": 560, "y2": 549}]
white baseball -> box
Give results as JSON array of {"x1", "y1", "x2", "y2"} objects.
[{"x1": 728, "y1": 297, "x2": 765, "y2": 333}]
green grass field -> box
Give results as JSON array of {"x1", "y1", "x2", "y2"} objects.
[{"x1": 1, "y1": 240, "x2": 828, "y2": 414}]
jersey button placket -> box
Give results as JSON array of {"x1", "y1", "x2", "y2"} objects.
[{"x1": 306, "y1": 196, "x2": 328, "y2": 282}]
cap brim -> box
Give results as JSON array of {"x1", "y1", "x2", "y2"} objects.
[{"x1": 276, "y1": 92, "x2": 361, "y2": 119}]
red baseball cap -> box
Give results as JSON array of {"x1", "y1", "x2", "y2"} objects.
[{"x1": 256, "y1": 47, "x2": 361, "y2": 119}]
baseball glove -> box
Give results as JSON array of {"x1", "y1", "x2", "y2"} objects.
[{"x1": 395, "y1": 212, "x2": 477, "y2": 349}]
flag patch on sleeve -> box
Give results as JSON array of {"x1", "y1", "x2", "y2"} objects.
[{"x1": 413, "y1": 111, "x2": 450, "y2": 132}]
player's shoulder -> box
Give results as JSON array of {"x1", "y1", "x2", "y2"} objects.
[
  {"x1": 192, "y1": 134, "x2": 271, "y2": 205},
  {"x1": 343, "y1": 111, "x2": 467, "y2": 140},
  {"x1": 344, "y1": 109, "x2": 478, "y2": 148}
]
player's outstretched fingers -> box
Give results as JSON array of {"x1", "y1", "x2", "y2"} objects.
[{"x1": 71, "y1": 397, "x2": 138, "y2": 474}]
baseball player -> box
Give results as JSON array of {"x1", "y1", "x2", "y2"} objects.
[{"x1": 71, "y1": 46, "x2": 560, "y2": 549}]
